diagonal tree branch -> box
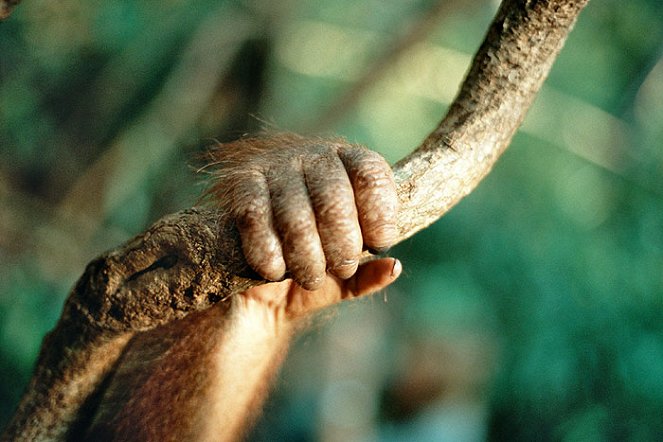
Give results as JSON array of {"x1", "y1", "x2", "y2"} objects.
[
  {"x1": 3, "y1": 0, "x2": 590, "y2": 440},
  {"x1": 306, "y1": 0, "x2": 474, "y2": 133},
  {"x1": 394, "y1": 0, "x2": 590, "y2": 239}
]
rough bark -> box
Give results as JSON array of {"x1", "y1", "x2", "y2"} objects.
[{"x1": 2, "y1": 0, "x2": 590, "y2": 440}]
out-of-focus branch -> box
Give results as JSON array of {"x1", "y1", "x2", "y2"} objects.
[
  {"x1": 0, "y1": 5, "x2": 257, "y2": 287},
  {"x1": 57, "y1": 4, "x2": 256, "y2": 245},
  {"x1": 0, "y1": 0, "x2": 20, "y2": 20},
  {"x1": 306, "y1": 0, "x2": 477, "y2": 133}
]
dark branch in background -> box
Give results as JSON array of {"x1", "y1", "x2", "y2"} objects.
[
  {"x1": 56, "y1": 5, "x2": 257, "y2": 250},
  {"x1": 306, "y1": 0, "x2": 471, "y2": 133},
  {"x1": 0, "y1": 0, "x2": 20, "y2": 20},
  {"x1": 2, "y1": 0, "x2": 590, "y2": 440}
]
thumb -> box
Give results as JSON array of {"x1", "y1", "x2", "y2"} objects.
[
  {"x1": 284, "y1": 257, "x2": 402, "y2": 320},
  {"x1": 343, "y1": 257, "x2": 402, "y2": 299}
]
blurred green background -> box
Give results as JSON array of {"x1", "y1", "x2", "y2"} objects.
[{"x1": 2, "y1": 0, "x2": 663, "y2": 440}]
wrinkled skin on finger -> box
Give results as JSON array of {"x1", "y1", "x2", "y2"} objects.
[{"x1": 204, "y1": 133, "x2": 399, "y2": 292}]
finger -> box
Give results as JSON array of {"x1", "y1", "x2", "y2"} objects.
[
  {"x1": 343, "y1": 257, "x2": 402, "y2": 299},
  {"x1": 304, "y1": 152, "x2": 362, "y2": 280},
  {"x1": 269, "y1": 161, "x2": 326, "y2": 291},
  {"x1": 283, "y1": 258, "x2": 402, "y2": 319},
  {"x1": 232, "y1": 171, "x2": 286, "y2": 281},
  {"x1": 337, "y1": 146, "x2": 398, "y2": 252}
]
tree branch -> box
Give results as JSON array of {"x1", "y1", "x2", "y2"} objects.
[
  {"x1": 394, "y1": 0, "x2": 590, "y2": 239},
  {"x1": 3, "y1": 0, "x2": 590, "y2": 440}
]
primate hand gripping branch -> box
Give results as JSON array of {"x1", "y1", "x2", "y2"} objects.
[
  {"x1": 2, "y1": 0, "x2": 590, "y2": 439},
  {"x1": 81, "y1": 135, "x2": 402, "y2": 441},
  {"x1": 203, "y1": 133, "x2": 399, "y2": 291}
]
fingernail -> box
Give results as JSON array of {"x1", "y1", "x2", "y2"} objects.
[{"x1": 391, "y1": 259, "x2": 402, "y2": 278}]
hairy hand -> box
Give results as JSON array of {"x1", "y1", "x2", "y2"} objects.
[{"x1": 206, "y1": 134, "x2": 399, "y2": 294}]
